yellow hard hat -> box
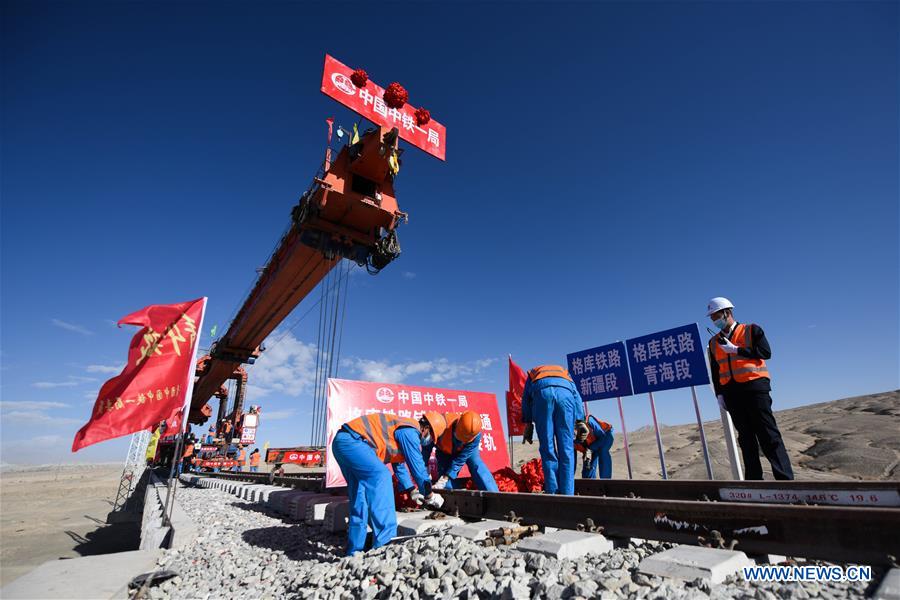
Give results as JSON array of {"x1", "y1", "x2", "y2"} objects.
[
  {"x1": 455, "y1": 411, "x2": 483, "y2": 444},
  {"x1": 421, "y1": 411, "x2": 448, "y2": 440}
]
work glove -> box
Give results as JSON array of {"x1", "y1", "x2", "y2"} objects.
[
  {"x1": 409, "y1": 489, "x2": 425, "y2": 506},
  {"x1": 574, "y1": 420, "x2": 590, "y2": 443},
  {"x1": 716, "y1": 395, "x2": 726, "y2": 411},
  {"x1": 424, "y1": 493, "x2": 444, "y2": 510},
  {"x1": 718, "y1": 338, "x2": 739, "y2": 355},
  {"x1": 523, "y1": 422, "x2": 534, "y2": 445},
  {"x1": 433, "y1": 476, "x2": 449, "y2": 490}
]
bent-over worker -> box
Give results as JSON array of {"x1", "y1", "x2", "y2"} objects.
[
  {"x1": 331, "y1": 413, "x2": 445, "y2": 554},
  {"x1": 574, "y1": 415, "x2": 614, "y2": 479},
  {"x1": 521, "y1": 364, "x2": 586, "y2": 495},
  {"x1": 707, "y1": 297, "x2": 794, "y2": 480},
  {"x1": 421, "y1": 411, "x2": 499, "y2": 492}
]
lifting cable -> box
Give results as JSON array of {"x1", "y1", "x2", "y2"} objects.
[{"x1": 310, "y1": 259, "x2": 354, "y2": 446}]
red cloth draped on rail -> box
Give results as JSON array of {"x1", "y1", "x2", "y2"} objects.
[
  {"x1": 72, "y1": 297, "x2": 207, "y2": 452},
  {"x1": 506, "y1": 356, "x2": 527, "y2": 436}
]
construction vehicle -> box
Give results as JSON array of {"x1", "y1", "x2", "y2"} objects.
[
  {"x1": 186, "y1": 123, "x2": 408, "y2": 424},
  {"x1": 180, "y1": 56, "x2": 444, "y2": 447}
]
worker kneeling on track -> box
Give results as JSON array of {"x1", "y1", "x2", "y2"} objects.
[
  {"x1": 332, "y1": 412, "x2": 445, "y2": 555},
  {"x1": 521, "y1": 364, "x2": 585, "y2": 495},
  {"x1": 422, "y1": 411, "x2": 499, "y2": 492},
  {"x1": 575, "y1": 415, "x2": 614, "y2": 479}
]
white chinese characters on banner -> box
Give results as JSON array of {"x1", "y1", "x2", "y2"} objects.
[{"x1": 325, "y1": 379, "x2": 508, "y2": 488}]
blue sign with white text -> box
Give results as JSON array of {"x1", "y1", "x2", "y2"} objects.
[
  {"x1": 626, "y1": 323, "x2": 710, "y2": 394},
  {"x1": 566, "y1": 341, "x2": 633, "y2": 401}
]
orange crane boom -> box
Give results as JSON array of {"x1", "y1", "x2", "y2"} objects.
[{"x1": 189, "y1": 126, "x2": 406, "y2": 422}]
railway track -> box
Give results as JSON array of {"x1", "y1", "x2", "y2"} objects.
[{"x1": 193, "y1": 471, "x2": 900, "y2": 565}]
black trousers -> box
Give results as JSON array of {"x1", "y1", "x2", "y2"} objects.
[{"x1": 724, "y1": 388, "x2": 794, "y2": 480}]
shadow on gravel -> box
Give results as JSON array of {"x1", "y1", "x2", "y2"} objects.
[
  {"x1": 230, "y1": 501, "x2": 276, "y2": 516},
  {"x1": 242, "y1": 526, "x2": 341, "y2": 563}
]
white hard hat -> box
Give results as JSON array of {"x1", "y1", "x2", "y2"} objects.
[{"x1": 706, "y1": 297, "x2": 734, "y2": 316}]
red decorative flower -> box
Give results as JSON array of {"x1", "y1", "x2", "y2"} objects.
[
  {"x1": 414, "y1": 107, "x2": 431, "y2": 126},
  {"x1": 350, "y1": 69, "x2": 368, "y2": 88},
  {"x1": 383, "y1": 82, "x2": 409, "y2": 109}
]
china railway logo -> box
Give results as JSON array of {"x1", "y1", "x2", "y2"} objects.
[
  {"x1": 375, "y1": 387, "x2": 395, "y2": 404},
  {"x1": 332, "y1": 73, "x2": 356, "y2": 95}
]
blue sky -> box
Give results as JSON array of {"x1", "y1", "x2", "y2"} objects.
[{"x1": 2, "y1": 2, "x2": 897, "y2": 465}]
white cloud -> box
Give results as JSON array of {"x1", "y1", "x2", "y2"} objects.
[
  {"x1": 32, "y1": 375, "x2": 99, "y2": 388},
  {"x1": 348, "y1": 356, "x2": 497, "y2": 386},
  {"x1": 245, "y1": 331, "x2": 319, "y2": 400},
  {"x1": 32, "y1": 381, "x2": 78, "y2": 389},
  {"x1": 32, "y1": 435, "x2": 63, "y2": 445},
  {"x1": 261, "y1": 409, "x2": 297, "y2": 421},
  {"x1": 51, "y1": 319, "x2": 93, "y2": 336},
  {"x1": 86, "y1": 364, "x2": 124, "y2": 374},
  {"x1": 0, "y1": 401, "x2": 69, "y2": 410},
  {"x1": 1, "y1": 411, "x2": 81, "y2": 426}
]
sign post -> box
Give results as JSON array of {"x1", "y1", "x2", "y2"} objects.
[
  {"x1": 690, "y1": 386, "x2": 714, "y2": 479},
  {"x1": 626, "y1": 323, "x2": 712, "y2": 480},
  {"x1": 615, "y1": 396, "x2": 633, "y2": 479},
  {"x1": 566, "y1": 341, "x2": 633, "y2": 479},
  {"x1": 647, "y1": 391, "x2": 668, "y2": 479}
]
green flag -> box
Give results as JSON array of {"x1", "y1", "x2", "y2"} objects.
[{"x1": 210, "y1": 324, "x2": 217, "y2": 338}]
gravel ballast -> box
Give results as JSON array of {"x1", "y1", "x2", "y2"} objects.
[{"x1": 144, "y1": 484, "x2": 876, "y2": 599}]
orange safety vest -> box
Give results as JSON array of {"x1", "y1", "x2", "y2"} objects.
[
  {"x1": 249, "y1": 453, "x2": 260, "y2": 467},
  {"x1": 238, "y1": 449, "x2": 246, "y2": 463},
  {"x1": 436, "y1": 413, "x2": 462, "y2": 455},
  {"x1": 346, "y1": 414, "x2": 420, "y2": 464},
  {"x1": 574, "y1": 418, "x2": 612, "y2": 453},
  {"x1": 528, "y1": 365, "x2": 573, "y2": 383},
  {"x1": 709, "y1": 323, "x2": 770, "y2": 386},
  {"x1": 183, "y1": 445, "x2": 194, "y2": 458}
]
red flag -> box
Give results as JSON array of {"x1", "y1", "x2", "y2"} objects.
[
  {"x1": 72, "y1": 297, "x2": 207, "y2": 452},
  {"x1": 506, "y1": 355, "x2": 527, "y2": 436}
]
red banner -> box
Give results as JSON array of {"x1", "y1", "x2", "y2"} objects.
[
  {"x1": 325, "y1": 378, "x2": 508, "y2": 488},
  {"x1": 320, "y1": 54, "x2": 447, "y2": 161},
  {"x1": 72, "y1": 297, "x2": 207, "y2": 452},
  {"x1": 506, "y1": 356, "x2": 527, "y2": 436}
]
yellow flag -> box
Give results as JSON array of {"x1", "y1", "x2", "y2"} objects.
[
  {"x1": 351, "y1": 124, "x2": 359, "y2": 145},
  {"x1": 145, "y1": 428, "x2": 161, "y2": 460},
  {"x1": 389, "y1": 151, "x2": 400, "y2": 176}
]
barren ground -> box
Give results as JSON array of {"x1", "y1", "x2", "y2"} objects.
[{"x1": 1, "y1": 390, "x2": 897, "y2": 587}]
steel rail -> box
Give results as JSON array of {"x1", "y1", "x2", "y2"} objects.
[
  {"x1": 438, "y1": 489, "x2": 900, "y2": 566},
  {"x1": 573, "y1": 479, "x2": 900, "y2": 507},
  {"x1": 196, "y1": 472, "x2": 900, "y2": 507}
]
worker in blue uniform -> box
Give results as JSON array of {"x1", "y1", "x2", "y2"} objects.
[
  {"x1": 419, "y1": 411, "x2": 499, "y2": 492},
  {"x1": 331, "y1": 412, "x2": 445, "y2": 555},
  {"x1": 574, "y1": 415, "x2": 614, "y2": 479},
  {"x1": 521, "y1": 364, "x2": 585, "y2": 495}
]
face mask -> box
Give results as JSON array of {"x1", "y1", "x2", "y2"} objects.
[{"x1": 713, "y1": 317, "x2": 728, "y2": 330}]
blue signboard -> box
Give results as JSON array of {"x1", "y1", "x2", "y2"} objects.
[
  {"x1": 566, "y1": 341, "x2": 633, "y2": 401},
  {"x1": 626, "y1": 323, "x2": 710, "y2": 394}
]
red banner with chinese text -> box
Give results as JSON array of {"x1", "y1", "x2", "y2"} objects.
[
  {"x1": 72, "y1": 297, "x2": 207, "y2": 452},
  {"x1": 325, "y1": 378, "x2": 508, "y2": 488},
  {"x1": 506, "y1": 356, "x2": 527, "y2": 436},
  {"x1": 320, "y1": 54, "x2": 447, "y2": 161}
]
